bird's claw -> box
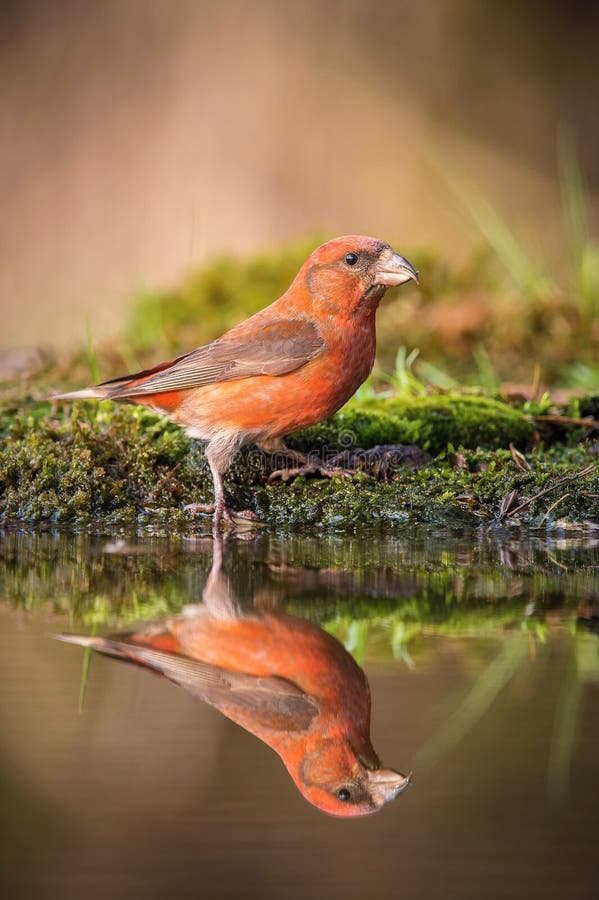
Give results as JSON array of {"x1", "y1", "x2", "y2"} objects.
[
  {"x1": 268, "y1": 464, "x2": 357, "y2": 484},
  {"x1": 219, "y1": 509, "x2": 263, "y2": 533},
  {"x1": 184, "y1": 502, "x2": 216, "y2": 517},
  {"x1": 228, "y1": 509, "x2": 262, "y2": 525},
  {"x1": 184, "y1": 502, "x2": 261, "y2": 530}
]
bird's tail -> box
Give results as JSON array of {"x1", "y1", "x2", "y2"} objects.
[
  {"x1": 53, "y1": 633, "x2": 131, "y2": 659},
  {"x1": 50, "y1": 360, "x2": 173, "y2": 402},
  {"x1": 51, "y1": 386, "x2": 110, "y2": 401},
  {"x1": 53, "y1": 632, "x2": 228, "y2": 698}
]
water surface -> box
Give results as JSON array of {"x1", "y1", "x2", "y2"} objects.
[{"x1": 1, "y1": 526, "x2": 598, "y2": 899}]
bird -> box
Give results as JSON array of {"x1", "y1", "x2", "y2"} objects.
[
  {"x1": 56, "y1": 536, "x2": 411, "y2": 817},
  {"x1": 54, "y1": 236, "x2": 418, "y2": 526}
]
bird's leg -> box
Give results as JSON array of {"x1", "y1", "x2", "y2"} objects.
[
  {"x1": 183, "y1": 464, "x2": 229, "y2": 526},
  {"x1": 259, "y1": 439, "x2": 358, "y2": 484},
  {"x1": 185, "y1": 441, "x2": 259, "y2": 529}
]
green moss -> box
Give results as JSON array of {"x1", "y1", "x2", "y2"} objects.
[
  {"x1": 0, "y1": 389, "x2": 596, "y2": 528},
  {"x1": 258, "y1": 444, "x2": 598, "y2": 528},
  {"x1": 381, "y1": 394, "x2": 533, "y2": 451},
  {"x1": 290, "y1": 393, "x2": 533, "y2": 456},
  {"x1": 0, "y1": 403, "x2": 206, "y2": 524}
]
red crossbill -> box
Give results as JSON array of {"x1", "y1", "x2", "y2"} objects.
[{"x1": 55, "y1": 236, "x2": 418, "y2": 525}]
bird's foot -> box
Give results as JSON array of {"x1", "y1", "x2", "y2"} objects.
[
  {"x1": 184, "y1": 502, "x2": 217, "y2": 517},
  {"x1": 268, "y1": 463, "x2": 357, "y2": 484},
  {"x1": 184, "y1": 502, "x2": 261, "y2": 529}
]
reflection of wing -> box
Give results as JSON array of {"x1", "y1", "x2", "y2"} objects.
[
  {"x1": 56, "y1": 634, "x2": 318, "y2": 731},
  {"x1": 100, "y1": 318, "x2": 326, "y2": 398}
]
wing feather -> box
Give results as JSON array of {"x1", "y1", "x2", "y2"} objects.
[
  {"x1": 103, "y1": 318, "x2": 326, "y2": 399},
  {"x1": 55, "y1": 633, "x2": 318, "y2": 730}
]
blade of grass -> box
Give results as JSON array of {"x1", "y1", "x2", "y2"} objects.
[
  {"x1": 85, "y1": 314, "x2": 100, "y2": 383},
  {"x1": 558, "y1": 135, "x2": 589, "y2": 267},
  {"x1": 388, "y1": 347, "x2": 428, "y2": 396},
  {"x1": 413, "y1": 635, "x2": 529, "y2": 770},
  {"x1": 547, "y1": 661, "x2": 582, "y2": 804},
  {"x1": 344, "y1": 619, "x2": 370, "y2": 667},
  {"x1": 558, "y1": 136, "x2": 599, "y2": 342},
  {"x1": 416, "y1": 359, "x2": 458, "y2": 390},
  {"x1": 445, "y1": 175, "x2": 555, "y2": 298},
  {"x1": 472, "y1": 344, "x2": 501, "y2": 392},
  {"x1": 78, "y1": 621, "x2": 98, "y2": 713}
]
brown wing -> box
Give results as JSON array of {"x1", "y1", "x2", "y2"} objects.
[
  {"x1": 102, "y1": 317, "x2": 326, "y2": 399},
  {"x1": 56, "y1": 634, "x2": 319, "y2": 731}
]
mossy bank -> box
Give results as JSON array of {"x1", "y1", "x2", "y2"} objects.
[{"x1": 1, "y1": 390, "x2": 597, "y2": 530}]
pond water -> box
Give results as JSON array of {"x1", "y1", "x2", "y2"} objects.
[{"x1": 1, "y1": 526, "x2": 598, "y2": 900}]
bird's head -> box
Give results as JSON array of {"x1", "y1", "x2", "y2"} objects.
[
  {"x1": 299, "y1": 235, "x2": 419, "y2": 315},
  {"x1": 292, "y1": 737, "x2": 412, "y2": 818}
]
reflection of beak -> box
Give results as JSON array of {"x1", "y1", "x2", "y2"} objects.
[
  {"x1": 367, "y1": 768, "x2": 412, "y2": 807},
  {"x1": 374, "y1": 249, "x2": 419, "y2": 287}
]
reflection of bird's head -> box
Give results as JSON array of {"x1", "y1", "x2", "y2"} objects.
[
  {"x1": 298, "y1": 235, "x2": 419, "y2": 315},
  {"x1": 294, "y1": 737, "x2": 412, "y2": 818}
]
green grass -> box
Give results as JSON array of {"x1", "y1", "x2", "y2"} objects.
[{"x1": 447, "y1": 146, "x2": 599, "y2": 374}]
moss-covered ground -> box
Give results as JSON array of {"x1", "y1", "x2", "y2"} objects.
[{"x1": 0, "y1": 387, "x2": 597, "y2": 529}]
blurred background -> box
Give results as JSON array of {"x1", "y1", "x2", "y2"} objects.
[{"x1": 0, "y1": 0, "x2": 598, "y2": 383}]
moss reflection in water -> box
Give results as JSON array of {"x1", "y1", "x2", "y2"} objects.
[{"x1": 1, "y1": 527, "x2": 597, "y2": 635}]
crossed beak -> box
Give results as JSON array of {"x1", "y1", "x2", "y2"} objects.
[
  {"x1": 366, "y1": 767, "x2": 413, "y2": 808},
  {"x1": 374, "y1": 249, "x2": 419, "y2": 287}
]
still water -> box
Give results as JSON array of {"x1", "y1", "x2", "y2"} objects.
[{"x1": 1, "y1": 526, "x2": 598, "y2": 899}]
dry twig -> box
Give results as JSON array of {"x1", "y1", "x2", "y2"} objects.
[
  {"x1": 532, "y1": 414, "x2": 598, "y2": 428},
  {"x1": 509, "y1": 443, "x2": 532, "y2": 470},
  {"x1": 504, "y1": 463, "x2": 596, "y2": 520}
]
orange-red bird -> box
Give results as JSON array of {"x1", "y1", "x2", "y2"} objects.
[
  {"x1": 55, "y1": 236, "x2": 418, "y2": 524},
  {"x1": 56, "y1": 540, "x2": 411, "y2": 817}
]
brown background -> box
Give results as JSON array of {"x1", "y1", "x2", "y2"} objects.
[{"x1": 1, "y1": 0, "x2": 598, "y2": 347}]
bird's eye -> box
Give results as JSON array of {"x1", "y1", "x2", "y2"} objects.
[
  {"x1": 336, "y1": 787, "x2": 351, "y2": 802},
  {"x1": 344, "y1": 252, "x2": 359, "y2": 266}
]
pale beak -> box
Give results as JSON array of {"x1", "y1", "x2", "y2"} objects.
[
  {"x1": 366, "y1": 768, "x2": 413, "y2": 808},
  {"x1": 374, "y1": 249, "x2": 419, "y2": 287}
]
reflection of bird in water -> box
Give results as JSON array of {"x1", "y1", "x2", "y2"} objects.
[
  {"x1": 57, "y1": 537, "x2": 411, "y2": 817},
  {"x1": 54, "y1": 236, "x2": 418, "y2": 527}
]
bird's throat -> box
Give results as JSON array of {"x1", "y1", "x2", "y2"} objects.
[{"x1": 357, "y1": 284, "x2": 386, "y2": 314}]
